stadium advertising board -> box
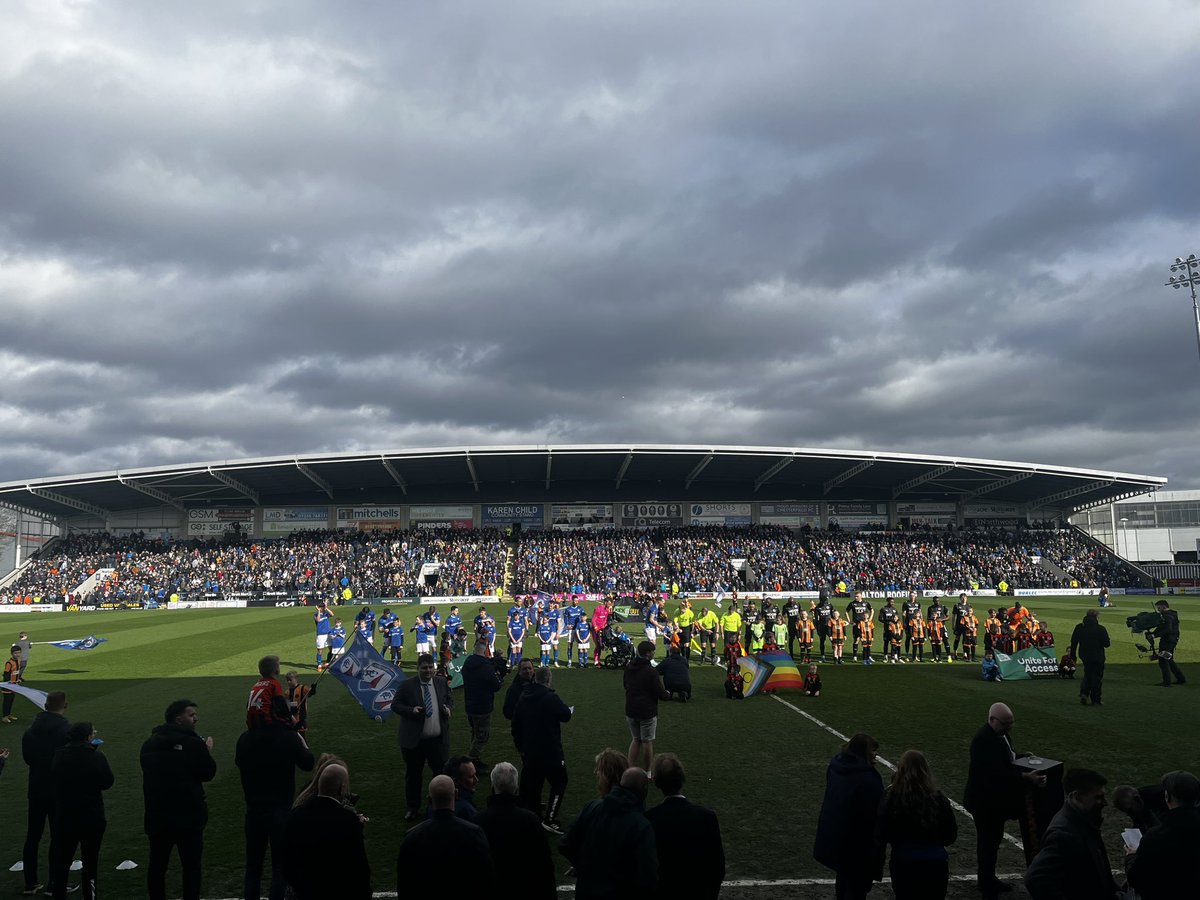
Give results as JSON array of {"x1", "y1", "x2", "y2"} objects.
[
  {"x1": 827, "y1": 502, "x2": 888, "y2": 529},
  {"x1": 186, "y1": 508, "x2": 253, "y2": 536},
  {"x1": 0, "y1": 604, "x2": 62, "y2": 613},
  {"x1": 620, "y1": 503, "x2": 684, "y2": 528},
  {"x1": 335, "y1": 506, "x2": 404, "y2": 531},
  {"x1": 758, "y1": 502, "x2": 819, "y2": 527},
  {"x1": 995, "y1": 645, "x2": 1059, "y2": 680},
  {"x1": 689, "y1": 503, "x2": 752, "y2": 526},
  {"x1": 964, "y1": 502, "x2": 1020, "y2": 524},
  {"x1": 551, "y1": 504, "x2": 613, "y2": 530},
  {"x1": 481, "y1": 504, "x2": 544, "y2": 529},
  {"x1": 262, "y1": 507, "x2": 329, "y2": 535},
  {"x1": 409, "y1": 505, "x2": 474, "y2": 530},
  {"x1": 896, "y1": 501, "x2": 956, "y2": 528}
]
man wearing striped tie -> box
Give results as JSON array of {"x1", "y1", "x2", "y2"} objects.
[{"x1": 391, "y1": 654, "x2": 453, "y2": 821}]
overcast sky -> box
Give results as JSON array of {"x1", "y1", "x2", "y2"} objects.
[{"x1": 2, "y1": 1, "x2": 1198, "y2": 490}]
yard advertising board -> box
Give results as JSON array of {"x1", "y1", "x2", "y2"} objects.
[
  {"x1": 620, "y1": 503, "x2": 685, "y2": 528},
  {"x1": 689, "y1": 502, "x2": 752, "y2": 526},
  {"x1": 827, "y1": 502, "x2": 888, "y2": 529},
  {"x1": 335, "y1": 506, "x2": 405, "y2": 531},
  {"x1": 481, "y1": 504, "x2": 545, "y2": 529},
  {"x1": 757, "y1": 502, "x2": 820, "y2": 527},
  {"x1": 186, "y1": 508, "x2": 254, "y2": 536},
  {"x1": 551, "y1": 504, "x2": 614, "y2": 530},
  {"x1": 262, "y1": 507, "x2": 329, "y2": 535}
]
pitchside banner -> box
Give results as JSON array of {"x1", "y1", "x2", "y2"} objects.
[
  {"x1": 481, "y1": 504, "x2": 544, "y2": 529},
  {"x1": 995, "y1": 645, "x2": 1059, "y2": 680},
  {"x1": 620, "y1": 503, "x2": 684, "y2": 528}
]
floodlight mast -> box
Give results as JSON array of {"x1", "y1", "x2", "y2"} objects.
[{"x1": 1165, "y1": 253, "x2": 1200, "y2": 362}]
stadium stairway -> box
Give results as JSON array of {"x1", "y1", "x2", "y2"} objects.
[{"x1": 502, "y1": 539, "x2": 516, "y2": 597}]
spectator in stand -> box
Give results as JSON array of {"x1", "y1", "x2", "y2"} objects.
[
  {"x1": 813, "y1": 732, "x2": 885, "y2": 900},
  {"x1": 645, "y1": 753, "x2": 725, "y2": 900},
  {"x1": 872, "y1": 749, "x2": 957, "y2": 899},
  {"x1": 474, "y1": 762, "x2": 556, "y2": 898}
]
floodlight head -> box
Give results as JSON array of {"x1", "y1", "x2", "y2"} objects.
[
  {"x1": 1176, "y1": 257, "x2": 1185, "y2": 265},
  {"x1": 1189, "y1": 254, "x2": 1197, "y2": 261}
]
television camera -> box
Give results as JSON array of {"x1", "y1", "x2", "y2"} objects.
[{"x1": 1127, "y1": 610, "x2": 1171, "y2": 660}]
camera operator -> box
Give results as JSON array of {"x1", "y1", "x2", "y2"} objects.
[
  {"x1": 1151, "y1": 600, "x2": 1186, "y2": 688},
  {"x1": 461, "y1": 638, "x2": 505, "y2": 773}
]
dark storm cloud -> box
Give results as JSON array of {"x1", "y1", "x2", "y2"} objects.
[{"x1": 0, "y1": 0, "x2": 1198, "y2": 490}]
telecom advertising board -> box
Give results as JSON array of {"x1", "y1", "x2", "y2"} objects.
[{"x1": 619, "y1": 503, "x2": 685, "y2": 528}]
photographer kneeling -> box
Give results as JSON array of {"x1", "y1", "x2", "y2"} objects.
[{"x1": 657, "y1": 646, "x2": 692, "y2": 702}]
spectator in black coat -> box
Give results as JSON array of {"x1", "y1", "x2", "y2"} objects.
[
  {"x1": 1069, "y1": 609, "x2": 1110, "y2": 705},
  {"x1": 235, "y1": 720, "x2": 315, "y2": 900},
  {"x1": 645, "y1": 753, "x2": 725, "y2": 900},
  {"x1": 284, "y1": 763, "x2": 370, "y2": 900},
  {"x1": 502, "y1": 658, "x2": 535, "y2": 720},
  {"x1": 657, "y1": 647, "x2": 692, "y2": 701},
  {"x1": 461, "y1": 638, "x2": 504, "y2": 770},
  {"x1": 1125, "y1": 770, "x2": 1200, "y2": 899},
  {"x1": 813, "y1": 732, "x2": 884, "y2": 900},
  {"x1": 473, "y1": 762, "x2": 556, "y2": 899},
  {"x1": 1025, "y1": 768, "x2": 1118, "y2": 900},
  {"x1": 50, "y1": 721, "x2": 113, "y2": 900},
  {"x1": 140, "y1": 699, "x2": 217, "y2": 900},
  {"x1": 22, "y1": 690, "x2": 71, "y2": 896},
  {"x1": 560, "y1": 766, "x2": 658, "y2": 900},
  {"x1": 397, "y1": 774, "x2": 493, "y2": 896},
  {"x1": 1112, "y1": 782, "x2": 1168, "y2": 833},
  {"x1": 512, "y1": 666, "x2": 572, "y2": 829}
]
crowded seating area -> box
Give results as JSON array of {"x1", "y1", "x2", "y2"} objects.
[{"x1": 0, "y1": 522, "x2": 1136, "y2": 604}]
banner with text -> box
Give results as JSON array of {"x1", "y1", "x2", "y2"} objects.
[
  {"x1": 481, "y1": 504, "x2": 544, "y2": 529},
  {"x1": 551, "y1": 504, "x2": 614, "y2": 530},
  {"x1": 409, "y1": 505, "x2": 474, "y2": 530},
  {"x1": 757, "y1": 502, "x2": 820, "y2": 528},
  {"x1": 187, "y1": 508, "x2": 254, "y2": 536},
  {"x1": 620, "y1": 503, "x2": 685, "y2": 528},
  {"x1": 689, "y1": 502, "x2": 752, "y2": 526},
  {"x1": 965, "y1": 503, "x2": 1020, "y2": 522},
  {"x1": 262, "y1": 507, "x2": 329, "y2": 535},
  {"x1": 827, "y1": 502, "x2": 888, "y2": 529},
  {"x1": 996, "y1": 644, "x2": 1059, "y2": 680},
  {"x1": 336, "y1": 506, "x2": 405, "y2": 531}
]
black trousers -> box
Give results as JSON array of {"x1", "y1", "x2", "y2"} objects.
[
  {"x1": 521, "y1": 755, "x2": 568, "y2": 823},
  {"x1": 1079, "y1": 658, "x2": 1105, "y2": 702},
  {"x1": 834, "y1": 868, "x2": 873, "y2": 900},
  {"x1": 147, "y1": 825, "x2": 204, "y2": 900},
  {"x1": 23, "y1": 785, "x2": 58, "y2": 892},
  {"x1": 817, "y1": 623, "x2": 830, "y2": 656},
  {"x1": 889, "y1": 857, "x2": 949, "y2": 900},
  {"x1": 678, "y1": 625, "x2": 693, "y2": 659},
  {"x1": 53, "y1": 821, "x2": 104, "y2": 900},
  {"x1": 1157, "y1": 643, "x2": 1185, "y2": 684},
  {"x1": 402, "y1": 737, "x2": 448, "y2": 812},
  {"x1": 787, "y1": 623, "x2": 798, "y2": 656},
  {"x1": 972, "y1": 813, "x2": 1006, "y2": 894},
  {"x1": 244, "y1": 805, "x2": 289, "y2": 900}
]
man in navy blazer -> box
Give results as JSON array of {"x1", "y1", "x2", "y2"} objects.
[
  {"x1": 391, "y1": 654, "x2": 453, "y2": 819},
  {"x1": 645, "y1": 754, "x2": 725, "y2": 900}
]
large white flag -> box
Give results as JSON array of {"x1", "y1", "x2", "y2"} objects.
[{"x1": 5, "y1": 683, "x2": 49, "y2": 710}]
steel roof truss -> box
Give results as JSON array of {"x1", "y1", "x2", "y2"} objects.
[
  {"x1": 381, "y1": 458, "x2": 408, "y2": 494},
  {"x1": 754, "y1": 456, "x2": 795, "y2": 492},
  {"x1": 823, "y1": 460, "x2": 874, "y2": 494},
  {"x1": 26, "y1": 486, "x2": 108, "y2": 518},
  {"x1": 963, "y1": 471, "x2": 1035, "y2": 501},
  {"x1": 685, "y1": 453, "x2": 714, "y2": 489},
  {"x1": 295, "y1": 462, "x2": 333, "y2": 499},
  {"x1": 207, "y1": 468, "x2": 260, "y2": 504},
  {"x1": 892, "y1": 465, "x2": 957, "y2": 499},
  {"x1": 117, "y1": 475, "x2": 186, "y2": 512}
]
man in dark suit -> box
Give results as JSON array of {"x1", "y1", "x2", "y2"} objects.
[
  {"x1": 396, "y1": 774, "x2": 493, "y2": 895},
  {"x1": 391, "y1": 653, "x2": 452, "y2": 820},
  {"x1": 283, "y1": 764, "x2": 369, "y2": 899},
  {"x1": 474, "y1": 762, "x2": 555, "y2": 899},
  {"x1": 964, "y1": 702, "x2": 1047, "y2": 899},
  {"x1": 645, "y1": 754, "x2": 724, "y2": 900}
]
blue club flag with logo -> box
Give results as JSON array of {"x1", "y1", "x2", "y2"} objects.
[
  {"x1": 328, "y1": 631, "x2": 407, "y2": 721},
  {"x1": 47, "y1": 636, "x2": 108, "y2": 651}
]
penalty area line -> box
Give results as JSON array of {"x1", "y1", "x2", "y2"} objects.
[{"x1": 768, "y1": 693, "x2": 1024, "y2": 852}]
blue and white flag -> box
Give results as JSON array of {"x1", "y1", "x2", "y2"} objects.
[
  {"x1": 536, "y1": 591, "x2": 553, "y2": 609},
  {"x1": 328, "y1": 631, "x2": 406, "y2": 721},
  {"x1": 47, "y1": 636, "x2": 107, "y2": 651}
]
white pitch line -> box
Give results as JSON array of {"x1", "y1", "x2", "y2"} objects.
[{"x1": 768, "y1": 693, "x2": 1024, "y2": 851}]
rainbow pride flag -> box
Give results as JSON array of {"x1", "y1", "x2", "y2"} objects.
[{"x1": 737, "y1": 650, "x2": 804, "y2": 697}]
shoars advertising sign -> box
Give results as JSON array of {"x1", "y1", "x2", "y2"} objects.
[
  {"x1": 620, "y1": 503, "x2": 684, "y2": 528},
  {"x1": 187, "y1": 508, "x2": 253, "y2": 536}
]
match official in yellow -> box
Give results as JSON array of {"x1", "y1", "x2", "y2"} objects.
[{"x1": 674, "y1": 599, "x2": 696, "y2": 661}]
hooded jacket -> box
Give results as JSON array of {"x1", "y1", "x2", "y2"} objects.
[
  {"x1": 813, "y1": 751, "x2": 884, "y2": 873},
  {"x1": 511, "y1": 681, "x2": 572, "y2": 761},
  {"x1": 140, "y1": 722, "x2": 217, "y2": 832},
  {"x1": 52, "y1": 740, "x2": 114, "y2": 827},
  {"x1": 22, "y1": 710, "x2": 71, "y2": 791},
  {"x1": 1069, "y1": 617, "x2": 1110, "y2": 663}
]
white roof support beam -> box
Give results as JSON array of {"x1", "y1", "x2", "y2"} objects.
[
  {"x1": 381, "y1": 458, "x2": 408, "y2": 494},
  {"x1": 964, "y1": 471, "x2": 1034, "y2": 501},
  {"x1": 614, "y1": 452, "x2": 633, "y2": 490},
  {"x1": 754, "y1": 456, "x2": 795, "y2": 492},
  {"x1": 685, "y1": 453, "x2": 714, "y2": 490},
  {"x1": 296, "y1": 462, "x2": 333, "y2": 499},
  {"x1": 824, "y1": 460, "x2": 874, "y2": 495},
  {"x1": 26, "y1": 486, "x2": 109, "y2": 519},
  {"x1": 465, "y1": 453, "x2": 480, "y2": 493},
  {"x1": 117, "y1": 475, "x2": 185, "y2": 512},
  {"x1": 892, "y1": 465, "x2": 956, "y2": 499},
  {"x1": 207, "y1": 467, "x2": 260, "y2": 504},
  {"x1": 546, "y1": 454, "x2": 554, "y2": 491},
  {"x1": 1027, "y1": 480, "x2": 1111, "y2": 510}
]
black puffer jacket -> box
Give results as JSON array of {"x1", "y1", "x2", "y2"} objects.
[
  {"x1": 53, "y1": 741, "x2": 114, "y2": 827},
  {"x1": 140, "y1": 723, "x2": 217, "y2": 832}
]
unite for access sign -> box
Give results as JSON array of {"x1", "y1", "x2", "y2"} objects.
[{"x1": 995, "y1": 645, "x2": 1060, "y2": 681}]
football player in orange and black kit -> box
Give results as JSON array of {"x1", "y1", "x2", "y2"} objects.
[
  {"x1": 902, "y1": 590, "x2": 922, "y2": 656},
  {"x1": 845, "y1": 591, "x2": 873, "y2": 662},
  {"x1": 960, "y1": 606, "x2": 980, "y2": 662}
]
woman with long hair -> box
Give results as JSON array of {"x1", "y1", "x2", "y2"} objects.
[{"x1": 873, "y1": 749, "x2": 957, "y2": 899}]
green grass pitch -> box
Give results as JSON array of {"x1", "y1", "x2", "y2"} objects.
[{"x1": 0, "y1": 596, "x2": 1194, "y2": 898}]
